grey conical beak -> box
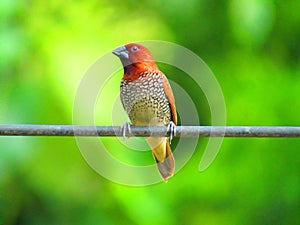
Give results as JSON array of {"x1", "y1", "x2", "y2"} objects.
[{"x1": 112, "y1": 45, "x2": 129, "y2": 59}]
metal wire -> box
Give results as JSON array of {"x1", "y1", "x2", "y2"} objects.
[{"x1": 0, "y1": 124, "x2": 300, "y2": 137}]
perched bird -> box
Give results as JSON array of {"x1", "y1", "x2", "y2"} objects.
[{"x1": 113, "y1": 43, "x2": 177, "y2": 181}]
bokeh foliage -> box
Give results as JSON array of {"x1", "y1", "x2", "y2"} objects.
[{"x1": 1, "y1": 0, "x2": 300, "y2": 224}]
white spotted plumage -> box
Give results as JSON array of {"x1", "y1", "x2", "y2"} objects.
[{"x1": 120, "y1": 71, "x2": 172, "y2": 126}]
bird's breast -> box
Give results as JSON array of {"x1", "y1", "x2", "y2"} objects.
[{"x1": 120, "y1": 72, "x2": 171, "y2": 126}]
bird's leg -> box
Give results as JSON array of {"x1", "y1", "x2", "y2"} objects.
[
  {"x1": 120, "y1": 122, "x2": 132, "y2": 141},
  {"x1": 167, "y1": 121, "x2": 176, "y2": 144}
]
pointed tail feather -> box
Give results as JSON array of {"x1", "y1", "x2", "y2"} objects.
[{"x1": 153, "y1": 141, "x2": 175, "y2": 181}]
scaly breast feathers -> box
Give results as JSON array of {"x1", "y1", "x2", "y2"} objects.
[{"x1": 120, "y1": 73, "x2": 171, "y2": 126}]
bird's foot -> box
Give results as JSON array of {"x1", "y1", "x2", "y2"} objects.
[
  {"x1": 167, "y1": 121, "x2": 176, "y2": 144},
  {"x1": 120, "y1": 122, "x2": 132, "y2": 141}
]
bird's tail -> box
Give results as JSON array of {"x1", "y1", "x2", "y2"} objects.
[{"x1": 147, "y1": 137, "x2": 175, "y2": 181}]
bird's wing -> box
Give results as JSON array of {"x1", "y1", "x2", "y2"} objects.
[{"x1": 161, "y1": 72, "x2": 177, "y2": 125}]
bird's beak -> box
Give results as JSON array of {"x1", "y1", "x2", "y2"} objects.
[{"x1": 112, "y1": 45, "x2": 129, "y2": 59}]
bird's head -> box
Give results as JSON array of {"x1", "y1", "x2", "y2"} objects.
[{"x1": 113, "y1": 43, "x2": 158, "y2": 75}]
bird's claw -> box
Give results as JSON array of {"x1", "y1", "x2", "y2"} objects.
[
  {"x1": 121, "y1": 122, "x2": 132, "y2": 141},
  {"x1": 167, "y1": 121, "x2": 176, "y2": 144}
]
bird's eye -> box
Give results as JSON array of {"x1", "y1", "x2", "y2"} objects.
[{"x1": 131, "y1": 46, "x2": 139, "y2": 53}]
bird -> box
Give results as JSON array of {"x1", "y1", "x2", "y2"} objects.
[{"x1": 112, "y1": 43, "x2": 177, "y2": 181}]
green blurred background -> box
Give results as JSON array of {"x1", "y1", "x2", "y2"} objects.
[{"x1": 1, "y1": 0, "x2": 300, "y2": 224}]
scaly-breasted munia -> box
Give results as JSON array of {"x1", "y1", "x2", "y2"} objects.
[{"x1": 113, "y1": 43, "x2": 177, "y2": 181}]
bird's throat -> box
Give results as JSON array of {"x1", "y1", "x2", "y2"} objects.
[{"x1": 123, "y1": 63, "x2": 158, "y2": 81}]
